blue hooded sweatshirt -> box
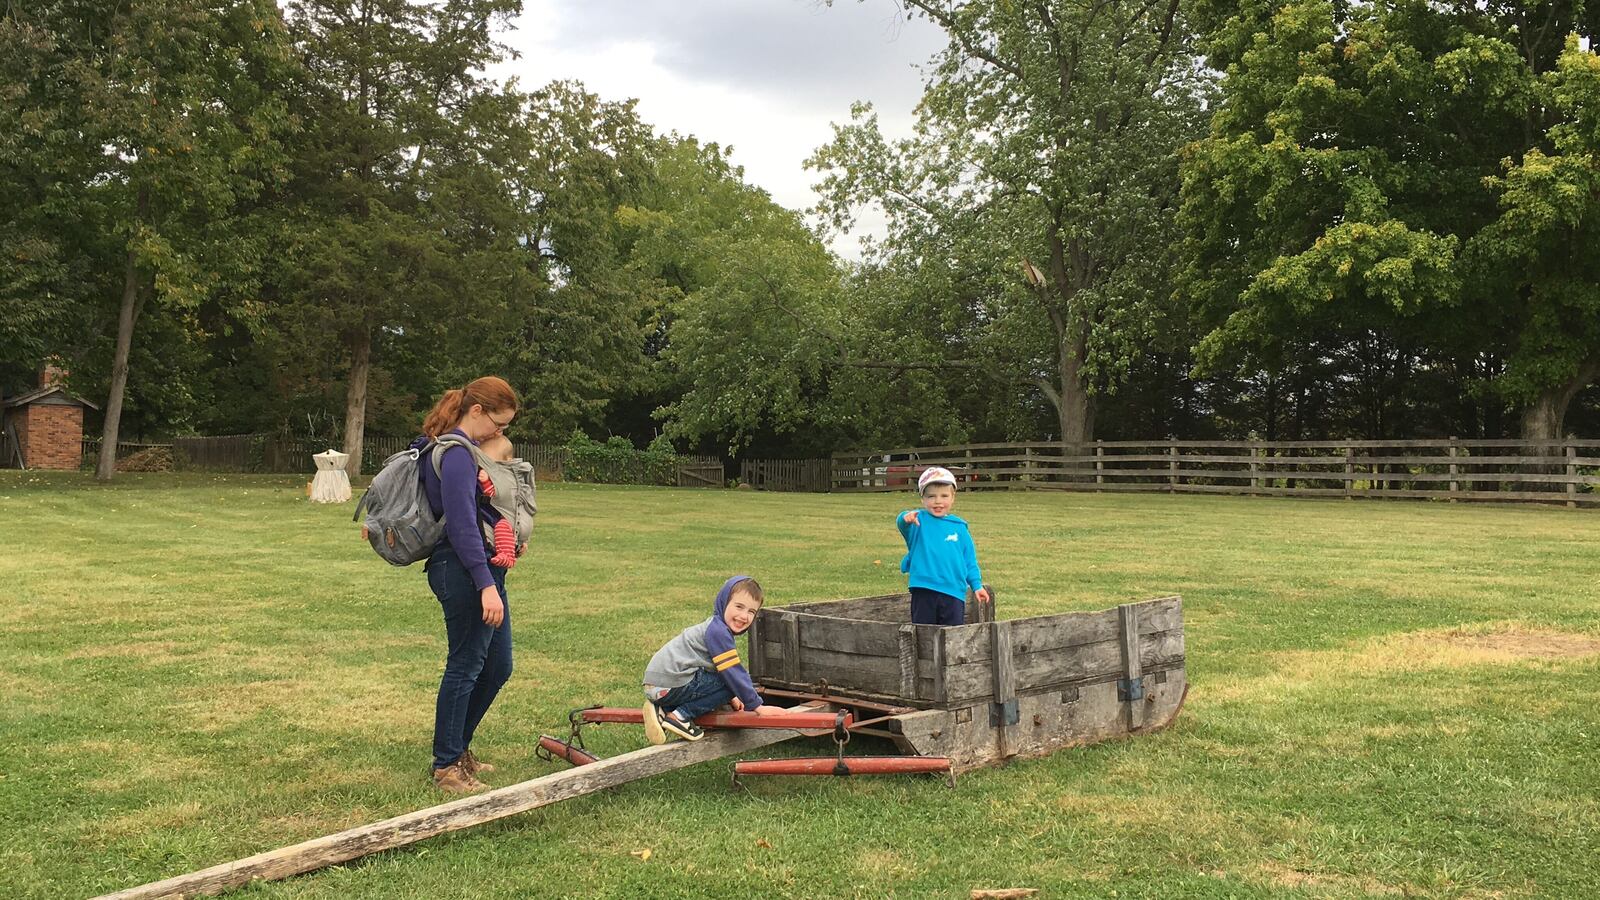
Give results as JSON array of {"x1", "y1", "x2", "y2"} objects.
[
  {"x1": 641, "y1": 575, "x2": 764, "y2": 710},
  {"x1": 897, "y1": 510, "x2": 983, "y2": 600}
]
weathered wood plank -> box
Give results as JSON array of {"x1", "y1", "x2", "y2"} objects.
[
  {"x1": 795, "y1": 614, "x2": 904, "y2": 656},
  {"x1": 943, "y1": 597, "x2": 1181, "y2": 664},
  {"x1": 943, "y1": 631, "x2": 1185, "y2": 703},
  {"x1": 898, "y1": 624, "x2": 918, "y2": 699},
  {"x1": 992, "y1": 621, "x2": 1017, "y2": 758},
  {"x1": 783, "y1": 594, "x2": 908, "y2": 622},
  {"x1": 780, "y1": 613, "x2": 801, "y2": 683},
  {"x1": 1119, "y1": 603, "x2": 1146, "y2": 730},
  {"x1": 97, "y1": 725, "x2": 805, "y2": 900},
  {"x1": 795, "y1": 646, "x2": 905, "y2": 695}
]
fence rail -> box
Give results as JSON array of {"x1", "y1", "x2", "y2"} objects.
[
  {"x1": 76, "y1": 434, "x2": 721, "y2": 486},
  {"x1": 832, "y1": 439, "x2": 1600, "y2": 507},
  {"x1": 739, "y1": 458, "x2": 832, "y2": 492}
]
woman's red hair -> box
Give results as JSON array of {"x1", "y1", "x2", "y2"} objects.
[{"x1": 421, "y1": 376, "x2": 518, "y2": 438}]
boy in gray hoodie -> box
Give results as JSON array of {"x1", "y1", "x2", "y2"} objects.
[{"x1": 642, "y1": 575, "x2": 791, "y2": 742}]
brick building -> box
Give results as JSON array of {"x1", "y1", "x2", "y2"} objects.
[{"x1": 2, "y1": 368, "x2": 99, "y2": 470}]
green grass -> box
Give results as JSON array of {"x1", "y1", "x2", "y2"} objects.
[{"x1": 3, "y1": 472, "x2": 1599, "y2": 898}]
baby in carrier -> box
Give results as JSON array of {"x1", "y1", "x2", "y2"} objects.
[{"x1": 475, "y1": 435, "x2": 536, "y2": 568}]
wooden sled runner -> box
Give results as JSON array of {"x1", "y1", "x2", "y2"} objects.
[{"x1": 99, "y1": 594, "x2": 1184, "y2": 898}]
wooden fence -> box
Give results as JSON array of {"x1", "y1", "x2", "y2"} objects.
[
  {"x1": 832, "y1": 439, "x2": 1600, "y2": 507},
  {"x1": 739, "y1": 458, "x2": 832, "y2": 492},
  {"x1": 82, "y1": 434, "x2": 716, "y2": 485}
]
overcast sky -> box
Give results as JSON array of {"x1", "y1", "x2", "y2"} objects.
[{"x1": 491, "y1": 0, "x2": 948, "y2": 257}]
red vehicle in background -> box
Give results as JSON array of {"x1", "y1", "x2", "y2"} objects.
[{"x1": 881, "y1": 454, "x2": 977, "y2": 488}]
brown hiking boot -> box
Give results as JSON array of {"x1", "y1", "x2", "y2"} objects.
[
  {"x1": 432, "y1": 761, "x2": 487, "y2": 794},
  {"x1": 461, "y1": 749, "x2": 495, "y2": 775}
]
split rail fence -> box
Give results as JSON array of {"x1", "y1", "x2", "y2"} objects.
[{"x1": 832, "y1": 439, "x2": 1600, "y2": 508}]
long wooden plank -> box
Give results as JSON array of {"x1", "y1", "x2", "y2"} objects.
[
  {"x1": 97, "y1": 725, "x2": 806, "y2": 900},
  {"x1": 942, "y1": 597, "x2": 1180, "y2": 665},
  {"x1": 943, "y1": 631, "x2": 1185, "y2": 702}
]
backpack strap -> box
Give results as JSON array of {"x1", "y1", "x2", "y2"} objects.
[{"x1": 431, "y1": 434, "x2": 496, "y2": 476}]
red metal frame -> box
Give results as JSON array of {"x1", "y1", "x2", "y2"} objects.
[
  {"x1": 537, "y1": 735, "x2": 598, "y2": 767},
  {"x1": 733, "y1": 757, "x2": 952, "y2": 776},
  {"x1": 579, "y1": 707, "x2": 852, "y2": 731}
]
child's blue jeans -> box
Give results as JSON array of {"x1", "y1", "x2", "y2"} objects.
[{"x1": 649, "y1": 669, "x2": 733, "y2": 721}]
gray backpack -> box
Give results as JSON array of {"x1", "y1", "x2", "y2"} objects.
[{"x1": 353, "y1": 434, "x2": 489, "y2": 566}]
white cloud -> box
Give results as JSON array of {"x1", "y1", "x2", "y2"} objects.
[{"x1": 490, "y1": 0, "x2": 946, "y2": 257}]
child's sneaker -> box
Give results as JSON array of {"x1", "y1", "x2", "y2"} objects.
[
  {"x1": 658, "y1": 709, "x2": 704, "y2": 742},
  {"x1": 642, "y1": 700, "x2": 667, "y2": 745}
]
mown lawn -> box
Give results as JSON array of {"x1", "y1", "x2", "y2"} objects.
[{"x1": 2, "y1": 472, "x2": 1598, "y2": 899}]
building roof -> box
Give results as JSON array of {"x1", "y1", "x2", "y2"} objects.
[{"x1": 2, "y1": 385, "x2": 100, "y2": 410}]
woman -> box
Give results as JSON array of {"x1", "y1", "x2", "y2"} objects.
[{"x1": 415, "y1": 376, "x2": 519, "y2": 793}]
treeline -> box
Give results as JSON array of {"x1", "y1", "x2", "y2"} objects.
[{"x1": 4, "y1": 1, "x2": 1597, "y2": 479}]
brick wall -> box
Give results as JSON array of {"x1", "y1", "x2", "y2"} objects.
[{"x1": 18, "y1": 404, "x2": 84, "y2": 470}]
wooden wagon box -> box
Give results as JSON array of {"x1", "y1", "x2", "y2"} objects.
[{"x1": 748, "y1": 593, "x2": 1186, "y2": 771}]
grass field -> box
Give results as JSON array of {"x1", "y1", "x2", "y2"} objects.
[{"x1": 3, "y1": 472, "x2": 1599, "y2": 899}]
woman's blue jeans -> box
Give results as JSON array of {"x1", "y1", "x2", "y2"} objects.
[{"x1": 427, "y1": 548, "x2": 512, "y2": 770}]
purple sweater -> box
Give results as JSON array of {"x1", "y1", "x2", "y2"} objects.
[{"x1": 412, "y1": 431, "x2": 496, "y2": 592}]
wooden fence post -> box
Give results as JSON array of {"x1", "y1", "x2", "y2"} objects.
[
  {"x1": 1168, "y1": 442, "x2": 1178, "y2": 492},
  {"x1": 1344, "y1": 446, "x2": 1355, "y2": 499},
  {"x1": 1095, "y1": 441, "x2": 1104, "y2": 489},
  {"x1": 1023, "y1": 445, "x2": 1034, "y2": 485},
  {"x1": 1448, "y1": 438, "x2": 1459, "y2": 502},
  {"x1": 1250, "y1": 445, "x2": 1261, "y2": 492},
  {"x1": 1568, "y1": 443, "x2": 1578, "y2": 509}
]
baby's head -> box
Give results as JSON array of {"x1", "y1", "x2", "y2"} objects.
[
  {"x1": 917, "y1": 467, "x2": 958, "y2": 517},
  {"x1": 721, "y1": 577, "x2": 765, "y2": 634},
  {"x1": 480, "y1": 434, "x2": 514, "y2": 462}
]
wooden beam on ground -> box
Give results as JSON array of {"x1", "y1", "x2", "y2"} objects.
[{"x1": 96, "y1": 722, "x2": 809, "y2": 900}]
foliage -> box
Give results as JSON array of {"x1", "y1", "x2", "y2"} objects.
[
  {"x1": 562, "y1": 429, "x2": 680, "y2": 486},
  {"x1": 1181, "y1": 0, "x2": 1600, "y2": 440},
  {"x1": 812, "y1": 0, "x2": 1213, "y2": 444}
]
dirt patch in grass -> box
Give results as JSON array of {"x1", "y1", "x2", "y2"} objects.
[
  {"x1": 1253, "y1": 861, "x2": 1407, "y2": 896},
  {"x1": 1213, "y1": 624, "x2": 1600, "y2": 704},
  {"x1": 1434, "y1": 628, "x2": 1600, "y2": 659}
]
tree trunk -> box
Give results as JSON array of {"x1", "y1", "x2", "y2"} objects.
[
  {"x1": 1519, "y1": 357, "x2": 1600, "y2": 441},
  {"x1": 97, "y1": 189, "x2": 150, "y2": 482},
  {"x1": 341, "y1": 328, "x2": 372, "y2": 478},
  {"x1": 1056, "y1": 327, "x2": 1094, "y2": 446}
]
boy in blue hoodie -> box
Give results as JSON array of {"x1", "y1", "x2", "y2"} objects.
[
  {"x1": 897, "y1": 466, "x2": 990, "y2": 626},
  {"x1": 641, "y1": 576, "x2": 790, "y2": 742}
]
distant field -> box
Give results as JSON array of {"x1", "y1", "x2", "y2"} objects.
[{"x1": 3, "y1": 471, "x2": 1598, "y2": 898}]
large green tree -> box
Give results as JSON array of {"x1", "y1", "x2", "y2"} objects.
[
  {"x1": 812, "y1": 0, "x2": 1212, "y2": 444},
  {"x1": 276, "y1": 0, "x2": 519, "y2": 473},
  {"x1": 1181, "y1": 0, "x2": 1600, "y2": 441},
  {"x1": 3, "y1": 0, "x2": 294, "y2": 477}
]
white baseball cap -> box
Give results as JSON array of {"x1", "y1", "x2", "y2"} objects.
[{"x1": 917, "y1": 466, "x2": 957, "y2": 493}]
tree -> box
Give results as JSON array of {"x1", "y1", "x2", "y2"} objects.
[
  {"x1": 812, "y1": 0, "x2": 1212, "y2": 444},
  {"x1": 276, "y1": 0, "x2": 519, "y2": 474},
  {"x1": 1181, "y1": 0, "x2": 1600, "y2": 441},
  {"x1": 9, "y1": 0, "x2": 295, "y2": 478}
]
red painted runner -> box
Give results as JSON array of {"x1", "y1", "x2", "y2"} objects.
[
  {"x1": 734, "y1": 757, "x2": 953, "y2": 776},
  {"x1": 537, "y1": 735, "x2": 599, "y2": 767},
  {"x1": 579, "y1": 707, "x2": 851, "y2": 731}
]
